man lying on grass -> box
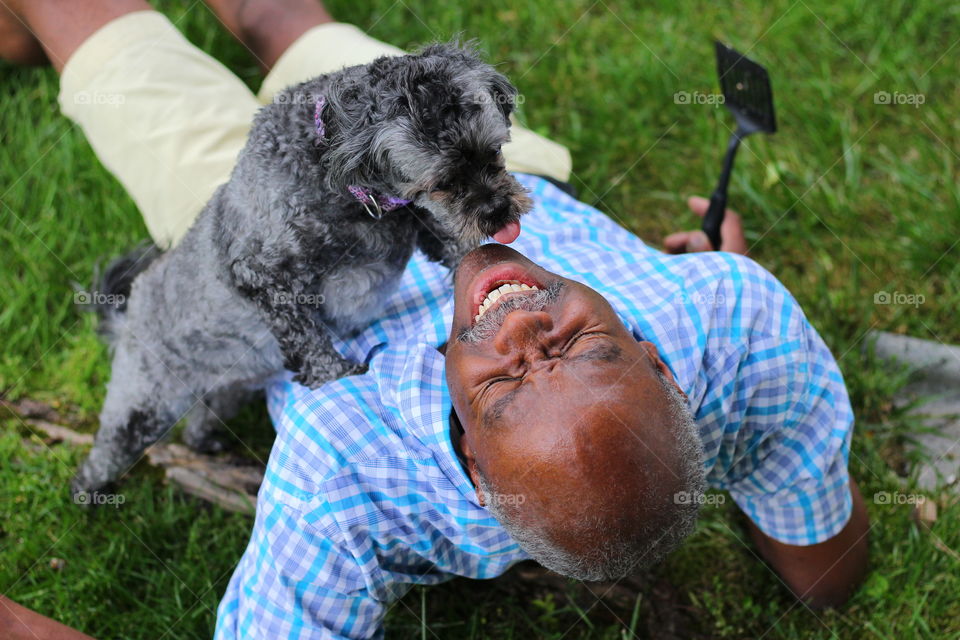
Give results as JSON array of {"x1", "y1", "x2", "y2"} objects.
[
  {"x1": 0, "y1": 0, "x2": 868, "y2": 638},
  {"x1": 209, "y1": 184, "x2": 869, "y2": 638}
]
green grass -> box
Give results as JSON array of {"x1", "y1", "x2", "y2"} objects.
[{"x1": 2, "y1": 0, "x2": 959, "y2": 638}]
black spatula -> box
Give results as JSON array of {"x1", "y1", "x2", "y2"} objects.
[{"x1": 702, "y1": 42, "x2": 777, "y2": 250}]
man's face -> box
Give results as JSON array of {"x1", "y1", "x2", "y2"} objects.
[
  {"x1": 445, "y1": 243, "x2": 685, "y2": 514},
  {"x1": 444, "y1": 244, "x2": 706, "y2": 580}
]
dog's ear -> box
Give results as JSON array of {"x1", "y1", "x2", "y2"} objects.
[
  {"x1": 318, "y1": 80, "x2": 382, "y2": 188},
  {"x1": 487, "y1": 71, "x2": 518, "y2": 124}
]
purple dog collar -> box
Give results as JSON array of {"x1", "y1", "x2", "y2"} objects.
[
  {"x1": 346, "y1": 185, "x2": 412, "y2": 215},
  {"x1": 314, "y1": 96, "x2": 412, "y2": 218}
]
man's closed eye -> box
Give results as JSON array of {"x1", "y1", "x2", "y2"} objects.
[{"x1": 480, "y1": 340, "x2": 623, "y2": 427}]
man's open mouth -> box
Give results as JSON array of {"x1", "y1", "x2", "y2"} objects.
[
  {"x1": 474, "y1": 281, "x2": 539, "y2": 325},
  {"x1": 469, "y1": 263, "x2": 544, "y2": 326}
]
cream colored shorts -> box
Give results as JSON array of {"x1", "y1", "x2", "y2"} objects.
[{"x1": 58, "y1": 11, "x2": 571, "y2": 248}]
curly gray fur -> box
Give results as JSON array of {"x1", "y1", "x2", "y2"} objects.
[{"x1": 72, "y1": 42, "x2": 532, "y2": 498}]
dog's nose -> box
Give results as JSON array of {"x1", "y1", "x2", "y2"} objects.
[
  {"x1": 477, "y1": 189, "x2": 510, "y2": 215},
  {"x1": 487, "y1": 201, "x2": 511, "y2": 219},
  {"x1": 479, "y1": 202, "x2": 514, "y2": 234}
]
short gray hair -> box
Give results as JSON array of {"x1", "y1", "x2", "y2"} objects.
[{"x1": 478, "y1": 370, "x2": 705, "y2": 581}]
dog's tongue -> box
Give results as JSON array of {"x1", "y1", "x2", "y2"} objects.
[{"x1": 492, "y1": 221, "x2": 521, "y2": 244}]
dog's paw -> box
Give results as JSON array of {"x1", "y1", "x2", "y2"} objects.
[
  {"x1": 70, "y1": 474, "x2": 119, "y2": 509},
  {"x1": 70, "y1": 469, "x2": 97, "y2": 503},
  {"x1": 294, "y1": 369, "x2": 330, "y2": 389},
  {"x1": 341, "y1": 362, "x2": 369, "y2": 377},
  {"x1": 440, "y1": 253, "x2": 461, "y2": 270},
  {"x1": 294, "y1": 360, "x2": 368, "y2": 389}
]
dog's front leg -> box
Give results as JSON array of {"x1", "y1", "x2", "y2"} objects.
[
  {"x1": 231, "y1": 258, "x2": 364, "y2": 389},
  {"x1": 274, "y1": 306, "x2": 366, "y2": 389}
]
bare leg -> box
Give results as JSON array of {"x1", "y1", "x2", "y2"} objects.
[
  {"x1": 0, "y1": 0, "x2": 151, "y2": 72},
  {"x1": 202, "y1": 0, "x2": 333, "y2": 70},
  {"x1": 0, "y1": 0, "x2": 334, "y2": 72},
  {"x1": 0, "y1": 1, "x2": 46, "y2": 65}
]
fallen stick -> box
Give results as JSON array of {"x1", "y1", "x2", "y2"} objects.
[
  {"x1": 2, "y1": 398, "x2": 262, "y2": 514},
  {"x1": 12, "y1": 416, "x2": 96, "y2": 446}
]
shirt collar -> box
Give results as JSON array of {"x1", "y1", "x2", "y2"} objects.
[
  {"x1": 389, "y1": 288, "x2": 482, "y2": 507},
  {"x1": 394, "y1": 342, "x2": 481, "y2": 507}
]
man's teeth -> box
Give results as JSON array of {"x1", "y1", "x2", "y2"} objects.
[{"x1": 474, "y1": 283, "x2": 538, "y2": 323}]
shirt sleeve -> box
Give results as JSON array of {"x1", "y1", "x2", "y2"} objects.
[
  {"x1": 214, "y1": 493, "x2": 384, "y2": 640},
  {"x1": 726, "y1": 318, "x2": 855, "y2": 547}
]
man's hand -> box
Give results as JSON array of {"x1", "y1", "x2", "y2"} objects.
[
  {"x1": 663, "y1": 196, "x2": 748, "y2": 255},
  {"x1": 743, "y1": 477, "x2": 870, "y2": 609}
]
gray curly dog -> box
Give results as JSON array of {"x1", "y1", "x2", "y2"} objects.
[{"x1": 72, "y1": 42, "x2": 532, "y2": 499}]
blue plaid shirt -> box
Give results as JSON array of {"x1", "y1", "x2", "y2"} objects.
[{"x1": 215, "y1": 174, "x2": 854, "y2": 639}]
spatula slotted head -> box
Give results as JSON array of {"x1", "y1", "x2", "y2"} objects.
[{"x1": 715, "y1": 41, "x2": 777, "y2": 135}]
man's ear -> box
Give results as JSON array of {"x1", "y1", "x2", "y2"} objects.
[
  {"x1": 638, "y1": 340, "x2": 687, "y2": 398},
  {"x1": 459, "y1": 427, "x2": 487, "y2": 507}
]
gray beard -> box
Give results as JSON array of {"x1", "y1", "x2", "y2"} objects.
[{"x1": 457, "y1": 281, "x2": 563, "y2": 344}]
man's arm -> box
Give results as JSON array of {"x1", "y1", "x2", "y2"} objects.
[
  {"x1": 666, "y1": 196, "x2": 870, "y2": 606},
  {"x1": 742, "y1": 477, "x2": 870, "y2": 608},
  {"x1": 0, "y1": 596, "x2": 95, "y2": 640},
  {"x1": 214, "y1": 496, "x2": 386, "y2": 640}
]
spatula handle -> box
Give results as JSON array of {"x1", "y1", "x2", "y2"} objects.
[
  {"x1": 702, "y1": 130, "x2": 743, "y2": 250},
  {"x1": 702, "y1": 190, "x2": 727, "y2": 250}
]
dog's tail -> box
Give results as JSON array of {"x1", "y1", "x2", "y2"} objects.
[{"x1": 88, "y1": 242, "x2": 162, "y2": 343}]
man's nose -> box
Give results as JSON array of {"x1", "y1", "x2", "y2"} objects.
[{"x1": 493, "y1": 310, "x2": 554, "y2": 355}]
